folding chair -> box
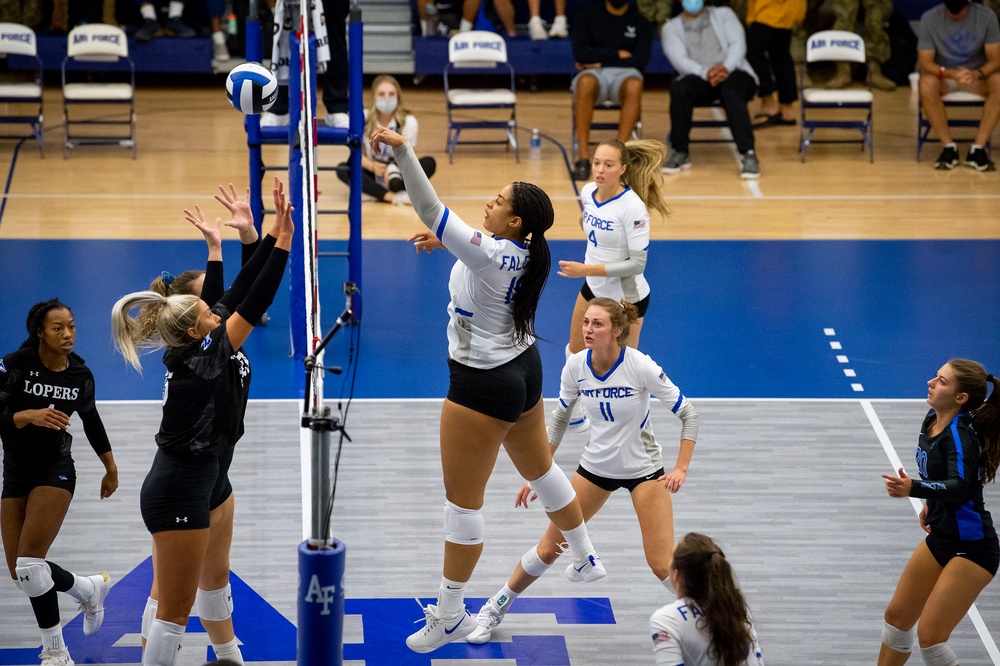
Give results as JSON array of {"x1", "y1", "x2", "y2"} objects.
[
  {"x1": 916, "y1": 90, "x2": 988, "y2": 161},
  {"x1": 0, "y1": 23, "x2": 44, "y2": 155},
  {"x1": 62, "y1": 24, "x2": 136, "y2": 158},
  {"x1": 799, "y1": 30, "x2": 873, "y2": 162},
  {"x1": 571, "y1": 99, "x2": 642, "y2": 156},
  {"x1": 444, "y1": 31, "x2": 517, "y2": 163}
]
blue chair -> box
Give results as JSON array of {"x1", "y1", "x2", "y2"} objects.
[
  {"x1": 916, "y1": 88, "x2": 987, "y2": 161},
  {"x1": 799, "y1": 30, "x2": 873, "y2": 162},
  {"x1": 0, "y1": 23, "x2": 44, "y2": 155}
]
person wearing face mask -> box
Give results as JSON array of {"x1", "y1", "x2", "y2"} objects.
[
  {"x1": 661, "y1": 0, "x2": 762, "y2": 179},
  {"x1": 569, "y1": 0, "x2": 653, "y2": 181},
  {"x1": 335, "y1": 75, "x2": 436, "y2": 206},
  {"x1": 916, "y1": 0, "x2": 1000, "y2": 171},
  {"x1": 878, "y1": 360, "x2": 1000, "y2": 666}
]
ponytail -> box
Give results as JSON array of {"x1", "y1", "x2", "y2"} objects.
[
  {"x1": 111, "y1": 291, "x2": 201, "y2": 373},
  {"x1": 509, "y1": 181, "x2": 554, "y2": 345},
  {"x1": 20, "y1": 298, "x2": 72, "y2": 350},
  {"x1": 599, "y1": 139, "x2": 670, "y2": 220},
  {"x1": 672, "y1": 533, "x2": 754, "y2": 666},
  {"x1": 142, "y1": 270, "x2": 205, "y2": 342},
  {"x1": 949, "y1": 359, "x2": 1000, "y2": 484}
]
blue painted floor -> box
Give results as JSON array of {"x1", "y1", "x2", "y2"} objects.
[{"x1": 1, "y1": 238, "x2": 997, "y2": 400}]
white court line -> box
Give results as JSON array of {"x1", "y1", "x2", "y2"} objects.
[{"x1": 861, "y1": 399, "x2": 1000, "y2": 665}]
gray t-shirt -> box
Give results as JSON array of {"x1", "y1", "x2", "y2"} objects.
[
  {"x1": 683, "y1": 12, "x2": 726, "y2": 68},
  {"x1": 917, "y1": 3, "x2": 1000, "y2": 70}
]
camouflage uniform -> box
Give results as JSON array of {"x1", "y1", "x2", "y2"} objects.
[
  {"x1": 829, "y1": 0, "x2": 891, "y2": 64},
  {"x1": 0, "y1": 0, "x2": 42, "y2": 29}
]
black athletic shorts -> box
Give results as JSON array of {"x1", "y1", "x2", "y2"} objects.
[
  {"x1": 209, "y1": 446, "x2": 235, "y2": 511},
  {"x1": 580, "y1": 282, "x2": 650, "y2": 318},
  {"x1": 2, "y1": 454, "x2": 76, "y2": 498},
  {"x1": 447, "y1": 344, "x2": 543, "y2": 423},
  {"x1": 925, "y1": 530, "x2": 1000, "y2": 577},
  {"x1": 140, "y1": 448, "x2": 223, "y2": 533},
  {"x1": 577, "y1": 465, "x2": 665, "y2": 493}
]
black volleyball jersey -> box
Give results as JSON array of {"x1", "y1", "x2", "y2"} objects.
[
  {"x1": 910, "y1": 409, "x2": 996, "y2": 541},
  {"x1": 0, "y1": 347, "x2": 111, "y2": 466},
  {"x1": 155, "y1": 304, "x2": 251, "y2": 458}
]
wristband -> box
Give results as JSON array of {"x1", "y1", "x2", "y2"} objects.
[{"x1": 938, "y1": 66, "x2": 945, "y2": 79}]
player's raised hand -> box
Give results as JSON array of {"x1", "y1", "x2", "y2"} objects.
[
  {"x1": 370, "y1": 126, "x2": 406, "y2": 153},
  {"x1": 408, "y1": 231, "x2": 445, "y2": 254}
]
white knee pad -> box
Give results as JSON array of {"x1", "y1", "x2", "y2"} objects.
[
  {"x1": 141, "y1": 596, "x2": 159, "y2": 640},
  {"x1": 881, "y1": 621, "x2": 914, "y2": 653},
  {"x1": 14, "y1": 557, "x2": 53, "y2": 598},
  {"x1": 521, "y1": 546, "x2": 553, "y2": 577},
  {"x1": 528, "y1": 464, "x2": 576, "y2": 513},
  {"x1": 144, "y1": 619, "x2": 185, "y2": 666},
  {"x1": 443, "y1": 500, "x2": 484, "y2": 545},
  {"x1": 196, "y1": 584, "x2": 234, "y2": 622},
  {"x1": 920, "y1": 642, "x2": 958, "y2": 666}
]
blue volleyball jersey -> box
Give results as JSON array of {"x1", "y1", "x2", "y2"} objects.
[{"x1": 910, "y1": 409, "x2": 996, "y2": 541}]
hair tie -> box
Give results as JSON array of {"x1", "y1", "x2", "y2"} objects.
[
  {"x1": 988, "y1": 374, "x2": 995, "y2": 384},
  {"x1": 160, "y1": 271, "x2": 176, "y2": 288}
]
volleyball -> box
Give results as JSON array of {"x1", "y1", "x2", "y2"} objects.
[{"x1": 226, "y1": 62, "x2": 278, "y2": 115}]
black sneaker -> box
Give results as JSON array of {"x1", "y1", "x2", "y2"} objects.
[
  {"x1": 571, "y1": 158, "x2": 591, "y2": 181},
  {"x1": 164, "y1": 16, "x2": 195, "y2": 38},
  {"x1": 740, "y1": 150, "x2": 761, "y2": 180},
  {"x1": 135, "y1": 18, "x2": 161, "y2": 42},
  {"x1": 964, "y1": 146, "x2": 996, "y2": 172},
  {"x1": 934, "y1": 145, "x2": 959, "y2": 170}
]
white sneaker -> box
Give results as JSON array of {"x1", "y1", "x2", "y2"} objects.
[
  {"x1": 548, "y1": 15, "x2": 568, "y2": 38},
  {"x1": 326, "y1": 112, "x2": 349, "y2": 129},
  {"x1": 391, "y1": 190, "x2": 411, "y2": 206},
  {"x1": 565, "y1": 554, "x2": 606, "y2": 583},
  {"x1": 260, "y1": 112, "x2": 289, "y2": 127},
  {"x1": 79, "y1": 573, "x2": 111, "y2": 636},
  {"x1": 212, "y1": 33, "x2": 230, "y2": 61},
  {"x1": 528, "y1": 16, "x2": 548, "y2": 40},
  {"x1": 405, "y1": 603, "x2": 475, "y2": 653},
  {"x1": 38, "y1": 648, "x2": 74, "y2": 666},
  {"x1": 467, "y1": 598, "x2": 507, "y2": 645}
]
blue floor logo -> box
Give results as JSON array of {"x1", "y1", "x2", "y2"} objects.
[{"x1": 0, "y1": 557, "x2": 616, "y2": 665}]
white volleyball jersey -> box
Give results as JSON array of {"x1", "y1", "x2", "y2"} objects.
[
  {"x1": 580, "y1": 182, "x2": 651, "y2": 302},
  {"x1": 439, "y1": 213, "x2": 533, "y2": 368},
  {"x1": 550, "y1": 347, "x2": 690, "y2": 479},
  {"x1": 394, "y1": 142, "x2": 534, "y2": 369},
  {"x1": 650, "y1": 599, "x2": 764, "y2": 666}
]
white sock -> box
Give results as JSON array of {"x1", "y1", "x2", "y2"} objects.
[
  {"x1": 971, "y1": 144, "x2": 983, "y2": 152},
  {"x1": 437, "y1": 576, "x2": 466, "y2": 616},
  {"x1": 140, "y1": 4, "x2": 157, "y2": 20},
  {"x1": 944, "y1": 142, "x2": 957, "y2": 149},
  {"x1": 561, "y1": 523, "x2": 596, "y2": 561},
  {"x1": 492, "y1": 584, "x2": 519, "y2": 611},
  {"x1": 67, "y1": 574, "x2": 95, "y2": 603},
  {"x1": 459, "y1": 18, "x2": 474, "y2": 31},
  {"x1": 39, "y1": 624, "x2": 65, "y2": 652},
  {"x1": 144, "y1": 619, "x2": 184, "y2": 666},
  {"x1": 212, "y1": 30, "x2": 226, "y2": 44},
  {"x1": 168, "y1": 1, "x2": 185, "y2": 18},
  {"x1": 213, "y1": 638, "x2": 244, "y2": 664}
]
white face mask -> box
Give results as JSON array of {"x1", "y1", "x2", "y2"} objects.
[{"x1": 375, "y1": 97, "x2": 398, "y2": 114}]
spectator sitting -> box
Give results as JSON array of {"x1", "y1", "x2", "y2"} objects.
[
  {"x1": 460, "y1": 0, "x2": 517, "y2": 36},
  {"x1": 135, "y1": 0, "x2": 196, "y2": 41},
  {"x1": 661, "y1": 0, "x2": 761, "y2": 180},
  {"x1": 917, "y1": 0, "x2": 1000, "y2": 171},
  {"x1": 335, "y1": 75, "x2": 436, "y2": 206},
  {"x1": 569, "y1": 0, "x2": 652, "y2": 181},
  {"x1": 824, "y1": 0, "x2": 897, "y2": 90},
  {"x1": 746, "y1": 0, "x2": 805, "y2": 127}
]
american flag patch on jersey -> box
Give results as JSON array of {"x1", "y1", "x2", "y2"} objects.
[
  {"x1": 471, "y1": 231, "x2": 482, "y2": 246},
  {"x1": 652, "y1": 630, "x2": 671, "y2": 645},
  {"x1": 633, "y1": 219, "x2": 646, "y2": 229}
]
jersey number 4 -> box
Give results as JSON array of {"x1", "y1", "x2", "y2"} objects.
[{"x1": 588, "y1": 230, "x2": 597, "y2": 247}]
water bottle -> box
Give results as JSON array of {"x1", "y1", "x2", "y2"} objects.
[
  {"x1": 529, "y1": 128, "x2": 541, "y2": 161},
  {"x1": 227, "y1": 12, "x2": 238, "y2": 35}
]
